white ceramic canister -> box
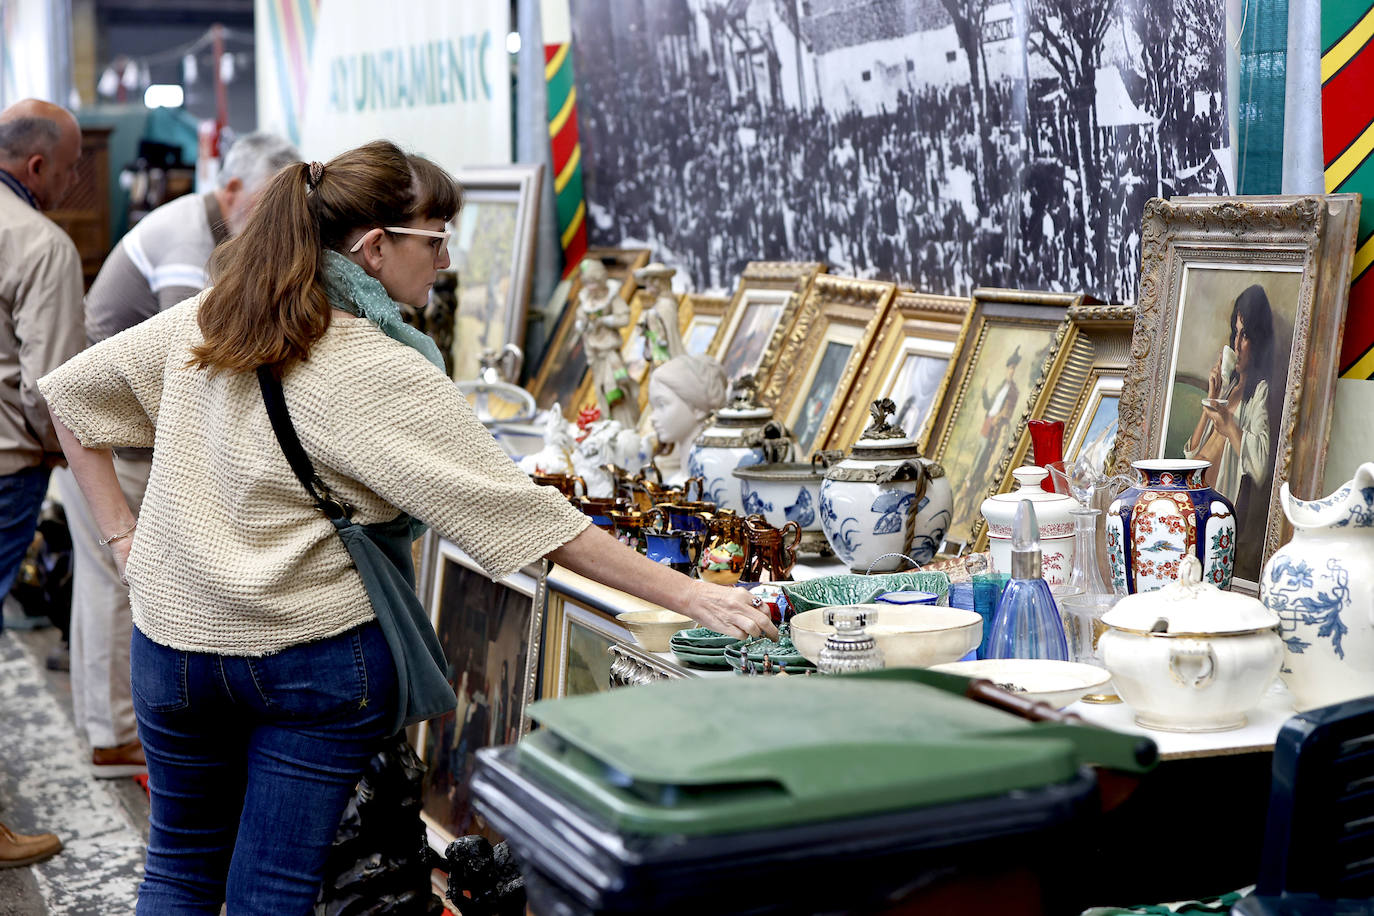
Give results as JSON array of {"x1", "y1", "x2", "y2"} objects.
[
  {"x1": 1261, "y1": 462, "x2": 1374, "y2": 711},
  {"x1": 819, "y1": 415, "x2": 952, "y2": 572},
  {"x1": 980, "y1": 466, "x2": 1078, "y2": 585},
  {"x1": 685, "y1": 405, "x2": 794, "y2": 514},
  {"x1": 1099, "y1": 556, "x2": 1283, "y2": 732}
]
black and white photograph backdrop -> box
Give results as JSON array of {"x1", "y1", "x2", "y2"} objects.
[{"x1": 570, "y1": 0, "x2": 1230, "y2": 304}]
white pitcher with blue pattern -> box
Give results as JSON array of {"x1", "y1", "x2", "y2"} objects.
[{"x1": 1261, "y1": 462, "x2": 1374, "y2": 711}]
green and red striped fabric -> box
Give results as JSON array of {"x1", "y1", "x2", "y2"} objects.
[
  {"x1": 1324, "y1": 0, "x2": 1374, "y2": 379},
  {"x1": 545, "y1": 41, "x2": 587, "y2": 276}
]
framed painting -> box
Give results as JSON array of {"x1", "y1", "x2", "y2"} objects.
[
  {"x1": 821, "y1": 291, "x2": 969, "y2": 452},
  {"x1": 760, "y1": 276, "x2": 897, "y2": 457},
  {"x1": 707, "y1": 261, "x2": 825, "y2": 389},
  {"x1": 540, "y1": 576, "x2": 633, "y2": 699},
  {"x1": 415, "y1": 541, "x2": 542, "y2": 846},
  {"x1": 1001, "y1": 304, "x2": 1136, "y2": 484},
  {"x1": 1114, "y1": 195, "x2": 1359, "y2": 592},
  {"x1": 922, "y1": 289, "x2": 1085, "y2": 554},
  {"x1": 680, "y1": 293, "x2": 728, "y2": 356},
  {"x1": 448, "y1": 165, "x2": 542, "y2": 383}
]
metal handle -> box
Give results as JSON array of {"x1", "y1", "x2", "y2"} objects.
[{"x1": 864, "y1": 553, "x2": 923, "y2": 575}]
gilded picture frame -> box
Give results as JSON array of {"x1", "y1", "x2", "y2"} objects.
[
  {"x1": 759, "y1": 276, "x2": 897, "y2": 458},
  {"x1": 1112, "y1": 195, "x2": 1359, "y2": 591},
  {"x1": 447, "y1": 165, "x2": 543, "y2": 383},
  {"x1": 415, "y1": 542, "x2": 543, "y2": 846},
  {"x1": 921, "y1": 288, "x2": 1085, "y2": 554},
  {"x1": 540, "y1": 573, "x2": 634, "y2": 700},
  {"x1": 821, "y1": 290, "x2": 969, "y2": 453},
  {"x1": 706, "y1": 261, "x2": 826, "y2": 390},
  {"x1": 680, "y1": 292, "x2": 729, "y2": 357}
]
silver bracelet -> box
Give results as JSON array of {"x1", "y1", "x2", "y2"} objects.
[{"x1": 98, "y1": 522, "x2": 137, "y2": 547}]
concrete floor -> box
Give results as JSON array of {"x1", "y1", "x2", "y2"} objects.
[{"x1": 0, "y1": 625, "x2": 147, "y2": 915}]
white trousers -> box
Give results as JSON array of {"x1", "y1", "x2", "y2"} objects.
[{"x1": 55, "y1": 457, "x2": 151, "y2": 748}]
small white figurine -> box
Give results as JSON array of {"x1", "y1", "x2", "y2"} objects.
[
  {"x1": 572, "y1": 418, "x2": 648, "y2": 497},
  {"x1": 646, "y1": 354, "x2": 728, "y2": 485},
  {"x1": 517, "y1": 405, "x2": 576, "y2": 476}
]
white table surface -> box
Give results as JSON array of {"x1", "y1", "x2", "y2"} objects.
[{"x1": 1068, "y1": 684, "x2": 1295, "y2": 760}]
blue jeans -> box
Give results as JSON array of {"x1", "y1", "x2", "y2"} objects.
[
  {"x1": 131, "y1": 620, "x2": 397, "y2": 915},
  {"x1": 0, "y1": 465, "x2": 51, "y2": 629}
]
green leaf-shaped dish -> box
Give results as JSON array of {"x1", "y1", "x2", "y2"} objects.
[
  {"x1": 782, "y1": 571, "x2": 951, "y2": 614},
  {"x1": 671, "y1": 627, "x2": 740, "y2": 649}
]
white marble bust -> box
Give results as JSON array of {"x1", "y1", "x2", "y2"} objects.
[{"x1": 647, "y1": 354, "x2": 728, "y2": 484}]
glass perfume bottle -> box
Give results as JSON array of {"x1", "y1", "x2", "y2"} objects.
[{"x1": 986, "y1": 500, "x2": 1069, "y2": 660}]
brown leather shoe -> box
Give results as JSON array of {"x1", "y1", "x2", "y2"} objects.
[
  {"x1": 0, "y1": 821, "x2": 61, "y2": 869},
  {"x1": 91, "y1": 739, "x2": 146, "y2": 779}
]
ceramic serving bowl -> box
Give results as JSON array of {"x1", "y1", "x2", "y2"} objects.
[
  {"x1": 929, "y1": 659, "x2": 1113, "y2": 709},
  {"x1": 732, "y1": 462, "x2": 824, "y2": 533},
  {"x1": 615, "y1": 610, "x2": 696, "y2": 653},
  {"x1": 790, "y1": 603, "x2": 981, "y2": 669}
]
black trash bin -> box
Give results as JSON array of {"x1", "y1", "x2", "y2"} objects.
[{"x1": 472, "y1": 670, "x2": 1156, "y2": 915}]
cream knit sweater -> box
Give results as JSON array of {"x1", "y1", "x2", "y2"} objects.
[{"x1": 39, "y1": 295, "x2": 589, "y2": 655}]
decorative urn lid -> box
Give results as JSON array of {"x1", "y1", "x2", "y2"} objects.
[
  {"x1": 822, "y1": 399, "x2": 943, "y2": 482},
  {"x1": 695, "y1": 373, "x2": 792, "y2": 456}
]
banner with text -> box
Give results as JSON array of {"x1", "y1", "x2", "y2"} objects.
[{"x1": 258, "y1": 0, "x2": 511, "y2": 170}]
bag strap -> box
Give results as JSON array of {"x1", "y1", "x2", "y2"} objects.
[{"x1": 256, "y1": 365, "x2": 352, "y2": 520}]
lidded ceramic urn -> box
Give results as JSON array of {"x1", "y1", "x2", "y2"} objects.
[
  {"x1": 686, "y1": 374, "x2": 794, "y2": 514},
  {"x1": 818, "y1": 399, "x2": 953, "y2": 572},
  {"x1": 1105, "y1": 459, "x2": 1237, "y2": 594},
  {"x1": 980, "y1": 466, "x2": 1078, "y2": 585},
  {"x1": 1100, "y1": 556, "x2": 1282, "y2": 732}
]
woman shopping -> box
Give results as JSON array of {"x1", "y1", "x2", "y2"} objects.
[{"x1": 40, "y1": 141, "x2": 774, "y2": 916}]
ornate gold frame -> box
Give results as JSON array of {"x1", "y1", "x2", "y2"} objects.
[
  {"x1": 922, "y1": 288, "x2": 1087, "y2": 553},
  {"x1": 679, "y1": 292, "x2": 729, "y2": 355},
  {"x1": 1112, "y1": 195, "x2": 1360, "y2": 583},
  {"x1": 822, "y1": 290, "x2": 969, "y2": 452},
  {"x1": 706, "y1": 261, "x2": 826, "y2": 390},
  {"x1": 759, "y1": 275, "x2": 897, "y2": 457}
]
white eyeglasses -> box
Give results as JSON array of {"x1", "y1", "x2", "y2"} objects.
[{"x1": 348, "y1": 226, "x2": 451, "y2": 253}]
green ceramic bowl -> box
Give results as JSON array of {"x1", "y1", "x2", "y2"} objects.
[
  {"x1": 670, "y1": 627, "x2": 740, "y2": 649},
  {"x1": 782, "y1": 571, "x2": 951, "y2": 614},
  {"x1": 670, "y1": 647, "x2": 734, "y2": 669}
]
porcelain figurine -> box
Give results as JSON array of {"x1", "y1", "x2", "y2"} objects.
[
  {"x1": 819, "y1": 399, "x2": 952, "y2": 572},
  {"x1": 571, "y1": 419, "x2": 648, "y2": 499},
  {"x1": 633, "y1": 262, "x2": 685, "y2": 366},
  {"x1": 647, "y1": 354, "x2": 728, "y2": 485},
  {"x1": 1261, "y1": 462, "x2": 1374, "y2": 710},
  {"x1": 686, "y1": 374, "x2": 794, "y2": 513},
  {"x1": 576, "y1": 260, "x2": 639, "y2": 428},
  {"x1": 1100, "y1": 556, "x2": 1282, "y2": 732},
  {"x1": 1105, "y1": 459, "x2": 1236, "y2": 594},
  {"x1": 980, "y1": 466, "x2": 1077, "y2": 584},
  {"x1": 518, "y1": 406, "x2": 577, "y2": 476}
]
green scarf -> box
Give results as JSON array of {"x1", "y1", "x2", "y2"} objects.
[{"x1": 321, "y1": 249, "x2": 446, "y2": 372}]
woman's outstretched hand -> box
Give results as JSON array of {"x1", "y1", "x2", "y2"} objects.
[{"x1": 683, "y1": 579, "x2": 779, "y2": 640}]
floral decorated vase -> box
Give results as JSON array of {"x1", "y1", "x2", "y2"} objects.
[
  {"x1": 1261, "y1": 462, "x2": 1374, "y2": 711},
  {"x1": 686, "y1": 405, "x2": 794, "y2": 515},
  {"x1": 819, "y1": 400, "x2": 952, "y2": 573},
  {"x1": 1106, "y1": 459, "x2": 1236, "y2": 594}
]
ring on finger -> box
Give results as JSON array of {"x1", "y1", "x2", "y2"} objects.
[{"x1": 750, "y1": 596, "x2": 763, "y2": 607}]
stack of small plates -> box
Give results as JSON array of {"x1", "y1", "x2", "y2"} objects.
[{"x1": 668, "y1": 627, "x2": 737, "y2": 669}]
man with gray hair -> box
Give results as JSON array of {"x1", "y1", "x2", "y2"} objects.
[
  {"x1": 0, "y1": 97, "x2": 85, "y2": 869},
  {"x1": 57, "y1": 130, "x2": 299, "y2": 780}
]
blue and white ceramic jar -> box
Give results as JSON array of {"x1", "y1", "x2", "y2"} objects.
[
  {"x1": 1105, "y1": 459, "x2": 1236, "y2": 594},
  {"x1": 685, "y1": 405, "x2": 793, "y2": 514},
  {"x1": 732, "y1": 461, "x2": 829, "y2": 555},
  {"x1": 1261, "y1": 462, "x2": 1374, "y2": 711},
  {"x1": 818, "y1": 424, "x2": 952, "y2": 573}
]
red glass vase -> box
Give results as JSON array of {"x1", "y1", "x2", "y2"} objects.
[{"x1": 1027, "y1": 419, "x2": 1065, "y2": 493}]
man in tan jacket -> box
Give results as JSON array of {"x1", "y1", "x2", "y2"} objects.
[{"x1": 0, "y1": 98, "x2": 86, "y2": 869}]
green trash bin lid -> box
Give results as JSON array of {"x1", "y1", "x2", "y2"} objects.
[{"x1": 519, "y1": 669, "x2": 1142, "y2": 836}]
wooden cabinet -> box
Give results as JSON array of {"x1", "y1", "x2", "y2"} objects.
[{"x1": 47, "y1": 125, "x2": 112, "y2": 290}]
